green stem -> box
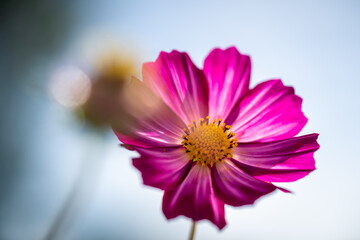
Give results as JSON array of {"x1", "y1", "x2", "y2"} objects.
[{"x1": 189, "y1": 221, "x2": 196, "y2": 240}]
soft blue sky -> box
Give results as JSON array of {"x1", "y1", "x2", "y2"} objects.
[{"x1": 1, "y1": 1, "x2": 360, "y2": 239}]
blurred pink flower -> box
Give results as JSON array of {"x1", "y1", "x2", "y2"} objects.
[{"x1": 114, "y1": 47, "x2": 319, "y2": 229}]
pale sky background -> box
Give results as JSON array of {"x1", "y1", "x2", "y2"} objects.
[{"x1": 1, "y1": 0, "x2": 360, "y2": 239}]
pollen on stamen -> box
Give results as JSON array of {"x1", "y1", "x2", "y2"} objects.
[
  {"x1": 181, "y1": 116, "x2": 237, "y2": 167},
  {"x1": 206, "y1": 116, "x2": 210, "y2": 125}
]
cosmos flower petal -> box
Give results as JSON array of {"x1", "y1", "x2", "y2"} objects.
[
  {"x1": 232, "y1": 134, "x2": 319, "y2": 182},
  {"x1": 162, "y1": 164, "x2": 226, "y2": 230},
  {"x1": 228, "y1": 80, "x2": 307, "y2": 142},
  {"x1": 212, "y1": 159, "x2": 276, "y2": 206},
  {"x1": 203, "y1": 47, "x2": 251, "y2": 120},
  {"x1": 132, "y1": 147, "x2": 192, "y2": 190},
  {"x1": 248, "y1": 168, "x2": 314, "y2": 183},
  {"x1": 143, "y1": 50, "x2": 209, "y2": 124},
  {"x1": 114, "y1": 77, "x2": 186, "y2": 148}
]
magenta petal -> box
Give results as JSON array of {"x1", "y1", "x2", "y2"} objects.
[
  {"x1": 114, "y1": 132, "x2": 151, "y2": 148},
  {"x1": 132, "y1": 147, "x2": 192, "y2": 190},
  {"x1": 212, "y1": 160, "x2": 276, "y2": 207},
  {"x1": 229, "y1": 80, "x2": 307, "y2": 142},
  {"x1": 232, "y1": 134, "x2": 319, "y2": 182},
  {"x1": 114, "y1": 78, "x2": 186, "y2": 148},
  {"x1": 162, "y1": 164, "x2": 226, "y2": 230},
  {"x1": 203, "y1": 47, "x2": 251, "y2": 120},
  {"x1": 143, "y1": 51, "x2": 209, "y2": 124}
]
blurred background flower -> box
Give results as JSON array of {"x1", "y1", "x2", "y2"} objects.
[
  {"x1": 1, "y1": 0, "x2": 360, "y2": 240},
  {"x1": 46, "y1": 45, "x2": 138, "y2": 240},
  {"x1": 78, "y1": 49, "x2": 136, "y2": 129}
]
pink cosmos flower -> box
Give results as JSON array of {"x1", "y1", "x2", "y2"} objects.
[{"x1": 114, "y1": 47, "x2": 319, "y2": 230}]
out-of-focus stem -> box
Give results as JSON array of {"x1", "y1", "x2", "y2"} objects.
[{"x1": 44, "y1": 133, "x2": 104, "y2": 240}]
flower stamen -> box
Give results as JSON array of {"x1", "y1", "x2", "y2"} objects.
[{"x1": 182, "y1": 117, "x2": 237, "y2": 167}]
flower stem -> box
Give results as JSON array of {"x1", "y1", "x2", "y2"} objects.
[
  {"x1": 189, "y1": 221, "x2": 196, "y2": 240},
  {"x1": 44, "y1": 133, "x2": 105, "y2": 240}
]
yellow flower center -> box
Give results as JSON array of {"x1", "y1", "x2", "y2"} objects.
[{"x1": 182, "y1": 116, "x2": 237, "y2": 167}]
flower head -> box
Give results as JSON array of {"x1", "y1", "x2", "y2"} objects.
[
  {"x1": 114, "y1": 47, "x2": 319, "y2": 229},
  {"x1": 80, "y1": 50, "x2": 137, "y2": 129}
]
